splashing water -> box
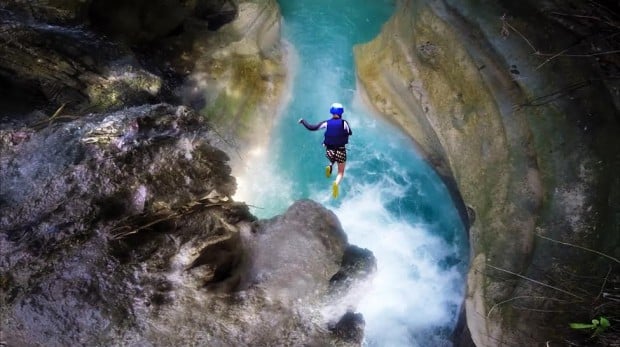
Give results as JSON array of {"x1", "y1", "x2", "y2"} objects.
[{"x1": 234, "y1": 1, "x2": 469, "y2": 345}]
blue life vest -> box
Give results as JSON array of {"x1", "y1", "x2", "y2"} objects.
[{"x1": 324, "y1": 118, "x2": 349, "y2": 147}]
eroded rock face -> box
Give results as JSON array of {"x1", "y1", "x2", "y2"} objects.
[
  {"x1": 0, "y1": 0, "x2": 286, "y2": 154},
  {"x1": 180, "y1": 0, "x2": 287, "y2": 154},
  {"x1": 0, "y1": 104, "x2": 374, "y2": 346},
  {"x1": 355, "y1": 0, "x2": 620, "y2": 345}
]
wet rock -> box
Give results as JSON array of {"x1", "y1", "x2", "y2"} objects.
[
  {"x1": 243, "y1": 200, "x2": 348, "y2": 296},
  {"x1": 0, "y1": 1, "x2": 369, "y2": 345},
  {"x1": 0, "y1": 103, "x2": 234, "y2": 343},
  {"x1": 178, "y1": 0, "x2": 287, "y2": 156},
  {"x1": 329, "y1": 310, "x2": 366, "y2": 344},
  {"x1": 0, "y1": 104, "x2": 372, "y2": 346},
  {"x1": 329, "y1": 245, "x2": 376, "y2": 293},
  {"x1": 197, "y1": 0, "x2": 238, "y2": 31}
]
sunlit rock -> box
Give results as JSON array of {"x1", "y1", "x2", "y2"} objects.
[
  {"x1": 355, "y1": 0, "x2": 620, "y2": 345},
  {"x1": 180, "y1": 0, "x2": 287, "y2": 155}
]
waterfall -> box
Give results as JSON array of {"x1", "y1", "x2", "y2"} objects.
[{"x1": 234, "y1": 1, "x2": 468, "y2": 345}]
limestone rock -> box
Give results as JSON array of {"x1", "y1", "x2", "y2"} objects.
[
  {"x1": 355, "y1": 0, "x2": 620, "y2": 345},
  {"x1": 180, "y1": 0, "x2": 287, "y2": 155}
]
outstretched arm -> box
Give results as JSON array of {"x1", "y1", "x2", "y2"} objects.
[
  {"x1": 344, "y1": 120, "x2": 352, "y2": 136},
  {"x1": 298, "y1": 118, "x2": 325, "y2": 131}
]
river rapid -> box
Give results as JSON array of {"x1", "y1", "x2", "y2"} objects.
[{"x1": 234, "y1": 1, "x2": 469, "y2": 345}]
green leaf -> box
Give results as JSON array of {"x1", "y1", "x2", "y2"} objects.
[{"x1": 599, "y1": 317, "x2": 610, "y2": 328}]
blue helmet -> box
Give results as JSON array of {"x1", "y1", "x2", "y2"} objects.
[{"x1": 330, "y1": 102, "x2": 344, "y2": 116}]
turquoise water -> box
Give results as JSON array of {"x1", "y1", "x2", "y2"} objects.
[{"x1": 235, "y1": 1, "x2": 469, "y2": 345}]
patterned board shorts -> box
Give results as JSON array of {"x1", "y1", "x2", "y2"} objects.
[{"x1": 326, "y1": 146, "x2": 347, "y2": 163}]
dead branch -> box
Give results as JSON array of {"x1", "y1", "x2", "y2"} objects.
[
  {"x1": 110, "y1": 199, "x2": 232, "y2": 240},
  {"x1": 515, "y1": 79, "x2": 591, "y2": 109},
  {"x1": 110, "y1": 212, "x2": 179, "y2": 240},
  {"x1": 549, "y1": 10, "x2": 619, "y2": 30},
  {"x1": 500, "y1": 11, "x2": 620, "y2": 70},
  {"x1": 208, "y1": 125, "x2": 244, "y2": 161},
  {"x1": 31, "y1": 103, "x2": 68, "y2": 129},
  {"x1": 596, "y1": 265, "x2": 613, "y2": 302},
  {"x1": 486, "y1": 263, "x2": 585, "y2": 300},
  {"x1": 501, "y1": 14, "x2": 538, "y2": 52},
  {"x1": 487, "y1": 295, "x2": 569, "y2": 317},
  {"x1": 535, "y1": 233, "x2": 620, "y2": 264}
]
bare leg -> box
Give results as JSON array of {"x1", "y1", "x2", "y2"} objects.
[{"x1": 335, "y1": 162, "x2": 346, "y2": 185}]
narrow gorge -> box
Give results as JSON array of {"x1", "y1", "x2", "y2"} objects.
[{"x1": 1, "y1": 0, "x2": 618, "y2": 346}]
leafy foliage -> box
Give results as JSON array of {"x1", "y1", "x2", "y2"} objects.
[{"x1": 570, "y1": 317, "x2": 611, "y2": 337}]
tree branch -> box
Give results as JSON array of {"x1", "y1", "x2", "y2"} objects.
[
  {"x1": 486, "y1": 264, "x2": 585, "y2": 300},
  {"x1": 535, "y1": 233, "x2": 620, "y2": 264}
]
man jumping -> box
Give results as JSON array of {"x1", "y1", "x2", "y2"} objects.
[{"x1": 298, "y1": 102, "x2": 352, "y2": 198}]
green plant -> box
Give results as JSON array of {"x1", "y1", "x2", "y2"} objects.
[{"x1": 569, "y1": 316, "x2": 610, "y2": 337}]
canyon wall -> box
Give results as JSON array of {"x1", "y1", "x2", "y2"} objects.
[{"x1": 354, "y1": 0, "x2": 620, "y2": 345}]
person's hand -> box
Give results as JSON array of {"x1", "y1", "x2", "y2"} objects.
[{"x1": 298, "y1": 118, "x2": 303, "y2": 124}]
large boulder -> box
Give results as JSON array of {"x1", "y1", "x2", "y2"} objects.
[
  {"x1": 0, "y1": 104, "x2": 374, "y2": 346},
  {"x1": 354, "y1": 0, "x2": 620, "y2": 345}
]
